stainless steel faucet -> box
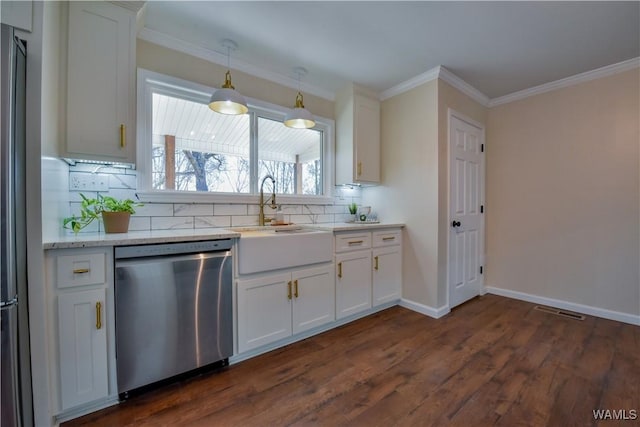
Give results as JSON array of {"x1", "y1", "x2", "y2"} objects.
[{"x1": 259, "y1": 174, "x2": 277, "y2": 226}]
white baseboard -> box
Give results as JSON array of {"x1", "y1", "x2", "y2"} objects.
[
  {"x1": 399, "y1": 298, "x2": 450, "y2": 319},
  {"x1": 485, "y1": 286, "x2": 640, "y2": 326}
]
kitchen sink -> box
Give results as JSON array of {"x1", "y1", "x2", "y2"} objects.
[{"x1": 236, "y1": 226, "x2": 332, "y2": 274}]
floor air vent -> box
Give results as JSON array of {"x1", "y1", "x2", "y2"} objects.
[{"x1": 533, "y1": 305, "x2": 586, "y2": 321}]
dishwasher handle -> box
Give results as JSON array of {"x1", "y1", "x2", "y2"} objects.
[
  {"x1": 115, "y1": 240, "x2": 233, "y2": 259},
  {"x1": 115, "y1": 250, "x2": 231, "y2": 268}
]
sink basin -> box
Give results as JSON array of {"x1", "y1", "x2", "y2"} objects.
[{"x1": 236, "y1": 227, "x2": 332, "y2": 274}]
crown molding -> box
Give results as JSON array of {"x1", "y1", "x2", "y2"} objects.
[
  {"x1": 138, "y1": 26, "x2": 639, "y2": 108},
  {"x1": 489, "y1": 57, "x2": 640, "y2": 107},
  {"x1": 379, "y1": 66, "x2": 490, "y2": 106},
  {"x1": 437, "y1": 66, "x2": 491, "y2": 106},
  {"x1": 137, "y1": 28, "x2": 336, "y2": 102},
  {"x1": 379, "y1": 66, "x2": 441, "y2": 100}
]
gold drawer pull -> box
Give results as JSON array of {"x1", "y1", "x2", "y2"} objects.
[
  {"x1": 348, "y1": 240, "x2": 364, "y2": 245},
  {"x1": 120, "y1": 124, "x2": 126, "y2": 148},
  {"x1": 374, "y1": 256, "x2": 379, "y2": 271},
  {"x1": 96, "y1": 302, "x2": 102, "y2": 330},
  {"x1": 73, "y1": 268, "x2": 90, "y2": 274},
  {"x1": 294, "y1": 280, "x2": 299, "y2": 298},
  {"x1": 382, "y1": 236, "x2": 396, "y2": 241},
  {"x1": 287, "y1": 281, "x2": 292, "y2": 300},
  {"x1": 337, "y1": 262, "x2": 342, "y2": 278},
  {"x1": 357, "y1": 162, "x2": 362, "y2": 176}
]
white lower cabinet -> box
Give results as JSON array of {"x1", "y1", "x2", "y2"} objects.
[
  {"x1": 58, "y1": 289, "x2": 108, "y2": 410},
  {"x1": 334, "y1": 228, "x2": 403, "y2": 318},
  {"x1": 237, "y1": 264, "x2": 334, "y2": 353},
  {"x1": 372, "y1": 246, "x2": 402, "y2": 306},
  {"x1": 45, "y1": 246, "x2": 115, "y2": 419},
  {"x1": 335, "y1": 250, "x2": 372, "y2": 319}
]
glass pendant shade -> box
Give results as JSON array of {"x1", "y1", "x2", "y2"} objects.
[
  {"x1": 284, "y1": 92, "x2": 315, "y2": 129},
  {"x1": 209, "y1": 70, "x2": 248, "y2": 115}
]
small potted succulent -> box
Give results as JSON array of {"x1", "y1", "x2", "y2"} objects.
[
  {"x1": 63, "y1": 193, "x2": 142, "y2": 234},
  {"x1": 348, "y1": 202, "x2": 358, "y2": 222}
]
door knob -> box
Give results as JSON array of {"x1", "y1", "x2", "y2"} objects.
[{"x1": 452, "y1": 220, "x2": 461, "y2": 227}]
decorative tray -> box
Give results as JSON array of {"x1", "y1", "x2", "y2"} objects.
[{"x1": 347, "y1": 219, "x2": 380, "y2": 224}]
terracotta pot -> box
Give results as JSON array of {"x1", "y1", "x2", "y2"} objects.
[{"x1": 101, "y1": 211, "x2": 131, "y2": 233}]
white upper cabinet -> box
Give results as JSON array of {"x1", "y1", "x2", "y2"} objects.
[
  {"x1": 335, "y1": 83, "x2": 381, "y2": 185},
  {"x1": 64, "y1": 2, "x2": 136, "y2": 163}
]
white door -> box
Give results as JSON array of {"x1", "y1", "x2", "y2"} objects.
[{"x1": 449, "y1": 113, "x2": 484, "y2": 308}]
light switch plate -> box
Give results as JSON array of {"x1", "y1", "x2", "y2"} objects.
[{"x1": 69, "y1": 172, "x2": 109, "y2": 191}]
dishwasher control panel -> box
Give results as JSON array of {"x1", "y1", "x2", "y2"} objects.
[{"x1": 115, "y1": 239, "x2": 233, "y2": 259}]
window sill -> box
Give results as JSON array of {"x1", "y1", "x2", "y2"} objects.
[{"x1": 135, "y1": 191, "x2": 335, "y2": 205}]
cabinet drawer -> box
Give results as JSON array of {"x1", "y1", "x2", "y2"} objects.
[
  {"x1": 372, "y1": 229, "x2": 402, "y2": 247},
  {"x1": 56, "y1": 253, "x2": 106, "y2": 288},
  {"x1": 335, "y1": 232, "x2": 372, "y2": 253}
]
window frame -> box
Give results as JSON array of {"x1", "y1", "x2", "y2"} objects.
[{"x1": 136, "y1": 68, "x2": 334, "y2": 204}]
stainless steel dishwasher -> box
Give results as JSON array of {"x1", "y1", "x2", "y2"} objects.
[{"x1": 114, "y1": 240, "x2": 233, "y2": 398}]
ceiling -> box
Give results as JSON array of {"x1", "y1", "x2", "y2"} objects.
[{"x1": 141, "y1": 1, "x2": 640, "y2": 100}]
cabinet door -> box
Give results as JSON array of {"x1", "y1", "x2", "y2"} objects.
[
  {"x1": 335, "y1": 250, "x2": 372, "y2": 319},
  {"x1": 237, "y1": 273, "x2": 292, "y2": 353},
  {"x1": 372, "y1": 246, "x2": 402, "y2": 306},
  {"x1": 353, "y1": 94, "x2": 380, "y2": 183},
  {"x1": 292, "y1": 265, "x2": 335, "y2": 334},
  {"x1": 66, "y1": 2, "x2": 135, "y2": 162},
  {"x1": 58, "y1": 288, "x2": 108, "y2": 410}
]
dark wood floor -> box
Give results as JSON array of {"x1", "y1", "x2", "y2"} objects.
[{"x1": 64, "y1": 295, "x2": 640, "y2": 427}]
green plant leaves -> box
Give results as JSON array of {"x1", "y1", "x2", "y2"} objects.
[{"x1": 63, "y1": 193, "x2": 143, "y2": 234}]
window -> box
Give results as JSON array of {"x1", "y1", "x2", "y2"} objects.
[{"x1": 137, "y1": 69, "x2": 333, "y2": 203}]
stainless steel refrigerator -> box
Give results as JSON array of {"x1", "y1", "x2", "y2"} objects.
[{"x1": 1, "y1": 23, "x2": 32, "y2": 427}]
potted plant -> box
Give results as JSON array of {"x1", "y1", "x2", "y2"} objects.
[
  {"x1": 63, "y1": 193, "x2": 142, "y2": 234},
  {"x1": 348, "y1": 202, "x2": 358, "y2": 221}
]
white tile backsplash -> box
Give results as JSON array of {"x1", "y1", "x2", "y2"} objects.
[
  {"x1": 214, "y1": 204, "x2": 248, "y2": 216},
  {"x1": 231, "y1": 215, "x2": 259, "y2": 227},
  {"x1": 63, "y1": 163, "x2": 363, "y2": 233},
  {"x1": 195, "y1": 216, "x2": 231, "y2": 228},
  {"x1": 134, "y1": 203, "x2": 174, "y2": 217},
  {"x1": 109, "y1": 174, "x2": 136, "y2": 189},
  {"x1": 128, "y1": 216, "x2": 151, "y2": 231},
  {"x1": 174, "y1": 203, "x2": 214, "y2": 216},
  {"x1": 151, "y1": 216, "x2": 194, "y2": 230}
]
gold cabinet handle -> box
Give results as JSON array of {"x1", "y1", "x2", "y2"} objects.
[
  {"x1": 73, "y1": 268, "x2": 90, "y2": 274},
  {"x1": 382, "y1": 236, "x2": 396, "y2": 241},
  {"x1": 337, "y1": 262, "x2": 342, "y2": 278},
  {"x1": 357, "y1": 161, "x2": 362, "y2": 176},
  {"x1": 348, "y1": 240, "x2": 363, "y2": 245},
  {"x1": 120, "y1": 124, "x2": 126, "y2": 148},
  {"x1": 287, "y1": 281, "x2": 292, "y2": 300},
  {"x1": 96, "y1": 302, "x2": 102, "y2": 330},
  {"x1": 294, "y1": 280, "x2": 299, "y2": 298},
  {"x1": 374, "y1": 256, "x2": 379, "y2": 271}
]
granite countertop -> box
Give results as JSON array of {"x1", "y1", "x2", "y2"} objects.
[
  {"x1": 309, "y1": 222, "x2": 405, "y2": 232},
  {"x1": 43, "y1": 222, "x2": 405, "y2": 249},
  {"x1": 43, "y1": 228, "x2": 241, "y2": 250}
]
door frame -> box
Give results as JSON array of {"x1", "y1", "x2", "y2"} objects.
[{"x1": 446, "y1": 108, "x2": 486, "y2": 310}]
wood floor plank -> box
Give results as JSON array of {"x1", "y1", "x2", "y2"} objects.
[{"x1": 64, "y1": 295, "x2": 639, "y2": 427}]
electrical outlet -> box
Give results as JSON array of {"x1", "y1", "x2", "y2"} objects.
[{"x1": 69, "y1": 172, "x2": 110, "y2": 191}]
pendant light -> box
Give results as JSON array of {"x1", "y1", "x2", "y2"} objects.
[
  {"x1": 284, "y1": 67, "x2": 315, "y2": 129},
  {"x1": 209, "y1": 39, "x2": 248, "y2": 115}
]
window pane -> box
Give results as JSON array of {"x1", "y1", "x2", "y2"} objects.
[
  {"x1": 257, "y1": 116, "x2": 322, "y2": 195},
  {"x1": 151, "y1": 93, "x2": 250, "y2": 193}
]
